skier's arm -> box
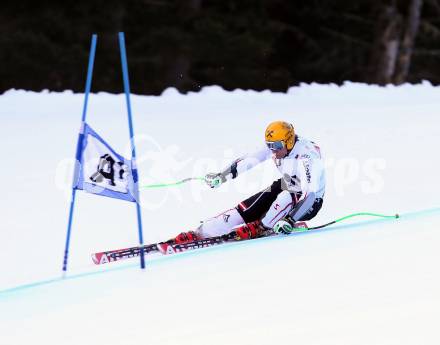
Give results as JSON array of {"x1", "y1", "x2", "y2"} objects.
[
  {"x1": 297, "y1": 157, "x2": 323, "y2": 199},
  {"x1": 221, "y1": 147, "x2": 270, "y2": 179},
  {"x1": 205, "y1": 147, "x2": 270, "y2": 188},
  {"x1": 285, "y1": 157, "x2": 323, "y2": 220}
]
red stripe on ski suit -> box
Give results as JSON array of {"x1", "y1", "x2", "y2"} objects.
[{"x1": 269, "y1": 202, "x2": 293, "y2": 225}]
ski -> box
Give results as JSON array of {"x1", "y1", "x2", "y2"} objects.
[
  {"x1": 91, "y1": 233, "x2": 235, "y2": 265},
  {"x1": 156, "y1": 235, "x2": 228, "y2": 255},
  {"x1": 91, "y1": 221, "x2": 310, "y2": 265},
  {"x1": 91, "y1": 243, "x2": 159, "y2": 265}
]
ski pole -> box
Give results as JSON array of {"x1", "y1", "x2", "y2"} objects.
[
  {"x1": 140, "y1": 177, "x2": 205, "y2": 189},
  {"x1": 299, "y1": 212, "x2": 400, "y2": 232}
]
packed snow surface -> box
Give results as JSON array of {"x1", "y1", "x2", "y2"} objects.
[{"x1": 1, "y1": 83, "x2": 439, "y2": 344}]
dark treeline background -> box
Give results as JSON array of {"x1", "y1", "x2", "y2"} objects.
[{"x1": 1, "y1": 0, "x2": 437, "y2": 95}]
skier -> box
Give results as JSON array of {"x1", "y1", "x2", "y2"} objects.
[{"x1": 170, "y1": 121, "x2": 325, "y2": 245}]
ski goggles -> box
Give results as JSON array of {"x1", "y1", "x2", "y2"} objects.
[{"x1": 266, "y1": 140, "x2": 285, "y2": 151}]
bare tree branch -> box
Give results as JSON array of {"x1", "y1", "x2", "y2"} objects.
[
  {"x1": 368, "y1": 2, "x2": 403, "y2": 84},
  {"x1": 393, "y1": 0, "x2": 423, "y2": 84}
]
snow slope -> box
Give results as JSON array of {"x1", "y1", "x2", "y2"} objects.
[{"x1": 0, "y1": 83, "x2": 439, "y2": 345}]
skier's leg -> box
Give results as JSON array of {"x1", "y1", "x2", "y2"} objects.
[
  {"x1": 174, "y1": 179, "x2": 284, "y2": 243},
  {"x1": 272, "y1": 196, "x2": 324, "y2": 234},
  {"x1": 195, "y1": 208, "x2": 245, "y2": 238},
  {"x1": 292, "y1": 196, "x2": 323, "y2": 221},
  {"x1": 234, "y1": 179, "x2": 286, "y2": 239},
  {"x1": 260, "y1": 190, "x2": 295, "y2": 229},
  {"x1": 236, "y1": 179, "x2": 283, "y2": 223},
  {"x1": 172, "y1": 207, "x2": 246, "y2": 244}
]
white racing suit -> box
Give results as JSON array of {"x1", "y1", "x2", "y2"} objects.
[{"x1": 196, "y1": 136, "x2": 326, "y2": 238}]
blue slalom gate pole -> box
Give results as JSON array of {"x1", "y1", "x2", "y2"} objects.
[
  {"x1": 118, "y1": 32, "x2": 145, "y2": 269},
  {"x1": 62, "y1": 34, "x2": 97, "y2": 273}
]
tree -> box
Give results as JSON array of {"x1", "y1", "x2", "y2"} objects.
[
  {"x1": 394, "y1": 0, "x2": 423, "y2": 84},
  {"x1": 369, "y1": 0, "x2": 423, "y2": 85}
]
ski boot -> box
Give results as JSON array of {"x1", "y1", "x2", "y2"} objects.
[
  {"x1": 157, "y1": 230, "x2": 200, "y2": 254},
  {"x1": 235, "y1": 220, "x2": 265, "y2": 240},
  {"x1": 174, "y1": 231, "x2": 200, "y2": 244}
]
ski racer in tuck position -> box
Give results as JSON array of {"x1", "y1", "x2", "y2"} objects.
[{"x1": 170, "y1": 120, "x2": 325, "y2": 245}]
